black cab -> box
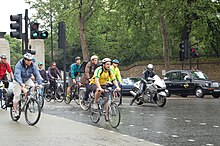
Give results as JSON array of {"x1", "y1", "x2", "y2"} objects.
[{"x1": 164, "y1": 70, "x2": 220, "y2": 98}]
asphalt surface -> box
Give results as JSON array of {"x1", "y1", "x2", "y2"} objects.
[
  {"x1": 42, "y1": 96, "x2": 220, "y2": 146},
  {"x1": 0, "y1": 108, "x2": 159, "y2": 146}
]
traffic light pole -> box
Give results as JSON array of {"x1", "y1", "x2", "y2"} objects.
[{"x1": 25, "y1": 9, "x2": 29, "y2": 53}]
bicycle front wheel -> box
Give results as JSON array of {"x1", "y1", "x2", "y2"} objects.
[
  {"x1": 112, "y1": 91, "x2": 122, "y2": 106},
  {"x1": 90, "y1": 104, "x2": 101, "y2": 123},
  {"x1": 10, "y1": 100, "x2": 21, "y2": 121},
  {"x1": 79, "y1": 88, "x2": 91, "y2": 111},
  {"x1": 25, "y1": 98, "x2": 41, "y2": 126},
  {"x1": 108, "y1": 102, "x2": 121, "y2": 128}
]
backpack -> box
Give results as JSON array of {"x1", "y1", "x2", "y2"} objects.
[
  {"x1": 68, "y1": 64, "x2": 73, "y2": 77},
  {"x1": 79, "y1": 60, "x2": 89, "y2": 73}
]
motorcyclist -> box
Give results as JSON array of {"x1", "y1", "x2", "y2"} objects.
[{"x1": 130, "y1": 64, "x2": 155, "y2": 105}]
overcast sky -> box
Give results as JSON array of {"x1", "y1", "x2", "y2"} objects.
[{"x1": 0, "y1": 0, "x2": 36, "y2": 34}]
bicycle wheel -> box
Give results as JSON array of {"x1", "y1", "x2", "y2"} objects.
[
  {"x1": 10, "y1": 100, "x2": 21, "y2": 121},
  {"x1": 79, "y1": 88, "x2": 91, "y2": 111},
  {"x1": 108, "y1": 102, "x2": 121, "y2": 128},
  {"x1": 90, "y1": 104, "x2": 101, "y2": 123},
  {"x1": 55, "y1": 86, "x2": 64, "y2": 103},
  {"x1": 112, "y1": 91, "x2": 122, "y2": 106},
  {"x1": 44, "y1": 87, "x2": 52, "y2": 102},
  {"x1": 25, "y1": 98, "x2": 41, "y2": 126},
  {"x1": 36, "y1": 93, "x2": 44, "y2": 108}
]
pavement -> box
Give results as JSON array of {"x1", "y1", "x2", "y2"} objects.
[{"x1": 0, "y1": 109, "x2": 160, "y2": 146}]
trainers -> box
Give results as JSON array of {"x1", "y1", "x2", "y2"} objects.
[
  {"x1": 13, "y1": 111, "x2": 19, "y2": 118},
  {"x1": 92, "y1": 103, "x2": 98, "y2": 110},
  {"x1": 104, "y1": 113, "x2": 109, "y2": 122}
]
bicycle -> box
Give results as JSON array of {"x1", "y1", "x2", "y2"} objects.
[
  {"x1": 33, "y1": 85, "x2": 44, "y2": 108},
  {"x1": 90, "y1": 88, "x2": 121, "y2": 128},
  {"x1": 64, "y1": 81, "x2": 81, "y2": 105},
  {"x1": 45, "y1": 79, "x2": 64, "y2": 103},
  {"x1": 10, "y1": 85, "x2": 41, "y2": 126},
  {"x1": 0, "y1": 80, "x2": 13, "y2": 110},
  {"x1": 79, "y1": 87, "x2": 94, "y2": 111},
  {"x1": 108, "y1": 83, "x2": 122, "y2": 106}
]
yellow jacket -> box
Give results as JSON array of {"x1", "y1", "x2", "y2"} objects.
[{"x1": 110, "y1": 65, "x2": 122, "y2": 83}]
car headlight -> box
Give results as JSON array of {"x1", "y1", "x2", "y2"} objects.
[
  {"x1": 202, "y1": 83, "x2": 210, "y2": 87},
  {"x1": 212, "y1": 82, "x2": 220, "y2": 88}
]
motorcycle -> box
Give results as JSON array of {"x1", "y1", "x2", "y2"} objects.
[{"x1": 130, "y1": 75, "x2": 168, "y2": 107}]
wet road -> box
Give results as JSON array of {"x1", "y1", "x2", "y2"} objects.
[{"x1": 43, "y1": 96, "x2": 220, "y2": 146}]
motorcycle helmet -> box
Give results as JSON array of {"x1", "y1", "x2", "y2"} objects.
[{"x1": 147, "y1": 64, "x2": 153, "y2": 70}]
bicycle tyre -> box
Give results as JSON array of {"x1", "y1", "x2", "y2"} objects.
[
  {"x1": 25, "y1": 98, "x2": 41, "y2": 126},
  {"x1": 108, "y1": 102, "x2": 121, "y2": 128},
  {"x1": 55, "y1": 86, "x2": 64, "y2": 103},
  {"x1": 79, "y1": 89, "x2": 91, "y2": 111},
  {"x1": 90, "y1": 104, "x2": 101, "y2": 123},
  {"x1": 112, "y1": 91, "x2": 122, "y2": 106},
  {"x1": 44, "y1": 87, "x2": 52, "y2": 102},
  {"x1": 10, "y1": 100, "x2": 21, "y2": 121},
  {"x1": 37, "y1": 93, "x2": 44, "y2": 108}
]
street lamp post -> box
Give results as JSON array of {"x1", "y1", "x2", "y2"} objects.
[{"x1": 50, "y1": 0, "x2": 53, "y2": 62}]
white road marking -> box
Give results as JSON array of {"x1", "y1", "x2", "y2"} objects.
[
  {"x1": 206, "y1": 144, "x2": 214, "y2": 146},
  {"x1": 188, "y1": 139, "x2": 195, "y2": 142},
  {"x1": 138, "y1": 139, "x2": 145, "y2": 142},
  {"x1": 150, "y1": 114, "x2": 154, "y2": 117},
  {"x1": 171, "y1": 135, "x2": 179, "y2": 138},
  {"x1": 213, "y1": 125, "x2": 219, "y2": 128},
  {"x1": 130, "y1": 111, "x2": 134, "y2": 113},
  {"x1": 140, "y1": 113, "x2": 144, "y2": 115},
  {"x1": 199, "y1": 123, "x2": 207, "y2": 125},
  {"x1": 143, "y1": 128, "x2": 148, "y2": 131},
  {"x1": 185, "y1": 120, "x2": 191, "y2": 123},
  {"x1": 173, "y1": 118, "x2": 178, "y2": 120},
  {"x1": 129, "y1": 125, "x2": 134, "y2": 127},
  {"x1": 156, "y1": 131, "x2": 163, "y2": 134},
  {"x1": 122, "y1": 134, "x2": 128, "y2": 137},
  {"x1": 109, "y1": 130, "x2": 114, "y2": 133},
  {"x1": 98, "y1": 128, "x2": 104, "y2": 130}
]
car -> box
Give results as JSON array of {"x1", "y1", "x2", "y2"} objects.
[
  {"x1": 121, "y1": 77, "x2": 141, "y2": 95},
  {"x1": 164, "y1": 70, "x2": 220, "y2": 98}
]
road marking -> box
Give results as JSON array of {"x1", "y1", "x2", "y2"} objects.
[
  {"x1": 156, "y1": 131, "x2": 163, "y2": 134},
  {"x1": 109, "y1": 130, "x2": 114, "y2": 133},
  {"x1": 122, "y1": 134, "x2": 128, "y2": 137},
  {"x1": 130, "y1": 111, "x2": 134, "y2": 113},
  {"x1": 171, "y1": 135, "x2": 179, "y2": 138},
  {"x1": 140, "y1": 113, "x2": 144, "y2": 115},
  {"x1": 213, "y1": 125, "x2": 219, "y2": 128},
  {"x1": 138, "y1": 139, "x2": 145, "y2": 142},
  {"x1": 150, "y1": 114, "x2": 154, "y2": 117},
  {"x1": 199, "y1": 123, "x2": 207, "y2": 126},
  {"x1": 98, "y1": 127, "x2": 104, "y2": 130},
  {"x1": 129, "y1": 125, "x2": 134, "y2": 127},
  {"x1": 188, "y1": 139, "x2": 195, "y2": 142},
  {"x1": 143, "y1": 128, "x2": 148, "y2": 131},
  {"x1": 206, "y1": 143, "x2": 214, "y2": 146},
  {"x1": 173, "y1": 118, "x2": 178, "y2": 120},
  {"x1": 185, "y1": 119, "x2": 191, "y2": 122},
  {"x1": 154, "y1": 144, "x2": 161, "y2": 146},
  {"x1": 80, "y1": 113, "x2": 84, "y2": 116}
]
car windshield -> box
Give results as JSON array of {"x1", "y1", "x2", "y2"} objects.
[
  {"x1": 191, "y1": 71, "x2": 208, "y2": 80},
  {"x1": 122, "y1": 77, "x2": 140, "y2": 85}
]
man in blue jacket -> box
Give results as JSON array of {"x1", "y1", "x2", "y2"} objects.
[{"x1": 13, "y1": 53, "x2": 42, "y2": 118}]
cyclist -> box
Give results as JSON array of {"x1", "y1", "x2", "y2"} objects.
[
  {"x1": 90, "y1": 58, "x2": 121, "y2": 121},
  {"x1": 48, "y1": 62, "x2": 62, "y2": 93},
  {"x1": 0, "y1": 54, "x2": 14, "y2": 85},
  {"x1": 80, "y1": 55, "x2": 99, "y2": 102},
  {"x1": 66, "y1": 56, "x2": 82, "y2": 102},
  {"x1": 38, "y1": 62, "x2": 48, "y2": 95},
  {"x1": 13, "y1": 53, "x2": 43, "y2": 118},
  {"x1": 130, "y1": 63, "x2": 155, "y2": 105},
  {"x1": 110, "y1": 59, "x2": 122, "y2": 105}
]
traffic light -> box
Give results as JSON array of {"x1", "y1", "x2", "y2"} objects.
[
  {"x1": 10, "y1": 14, "x2": 22, "y2": 39},
  {"x1": 30, "y1": 22, "x2": 48, "y2": 39}
]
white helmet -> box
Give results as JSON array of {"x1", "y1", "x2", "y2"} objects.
[
  {"x1": 23, "y1": 52, "x2": 33, "y2": 60},
  {"x1": 147, "y1": 64, "x2": 153, "y2": 69},
  {"x1": 90, "y1": 55, "x2": 98, "y2": 60},
  {"x1": 102, "y1": 58, "x2": 111, "y2": 64}
]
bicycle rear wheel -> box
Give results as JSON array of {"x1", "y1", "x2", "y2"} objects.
[
  {"x1": 36, "y1": 93, "x2": 44, "y2": 108},
  {"x1": 10, "y1": 100, "x2": 21, "y2": 121},
  {"x1": 90, "y1": 104, "x2": 101, "y2": 123},
  {"x1": 112, "y1": 91, "x2": 122, "y2": 106},
  {"x1": 108, "y1": 102, "x2": 121, "y2": 128},
  {"x1": 55, "y1": 86, "x2": 64, "y2": 103},
  {"x1": 25, "y1": 98, "x2": 41, "y2": 126}
]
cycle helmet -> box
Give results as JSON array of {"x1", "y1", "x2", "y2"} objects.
[
  {"x1": 102, "y1": 58, "x2": 111, "y2": 64},
  {"x1": 147, "y1": 64, "x2": 153, "y2": 69},
  {"x1": 112, "y1": 59, "x2": 119, "y2": 64},
  {"x1": 23, "y1": 52, "x2": 33, "y2": 60},
  {"x1": 90, "y1": 55, "x2": 98, "y2": 60},
  {"x1": 75, "y1": 56, "x2": 81, "y2": 61},
  {"x1": 1, "y1": 54, "x2": 7, "y2": 59}
]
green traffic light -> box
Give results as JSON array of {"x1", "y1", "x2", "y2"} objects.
[{"x1": 32, "y1": 32, "x2": 38, "y2": 37}]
